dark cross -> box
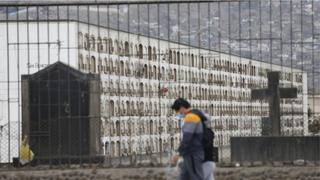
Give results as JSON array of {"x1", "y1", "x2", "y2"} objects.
[{"x1": 251, "y1": 71, "x2": 298, "y2": 136}]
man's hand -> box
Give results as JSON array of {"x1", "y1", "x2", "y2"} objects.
[{"x1": 171, "y1": 154, "x2": 180, "y2": 165}]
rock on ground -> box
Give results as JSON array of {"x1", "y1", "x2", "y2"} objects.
[{"x1": 0, "y1": 166, "x2": 319, "y2": 180}]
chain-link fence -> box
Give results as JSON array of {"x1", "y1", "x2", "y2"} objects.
[{"x1": 0, "y1": 0, "x2": 319, "y2": 169}]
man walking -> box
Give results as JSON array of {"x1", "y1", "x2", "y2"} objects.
[{"x1": 171, "y1": 98, "x2": 205, "y2": 180}]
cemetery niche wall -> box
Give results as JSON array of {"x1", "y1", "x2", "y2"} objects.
[{"x1": 21, "y1": 62, "x2": 102, "y2": 164}]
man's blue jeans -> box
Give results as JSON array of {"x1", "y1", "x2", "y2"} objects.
[{"x1": 179, "y1": 151, "x2": 204, "y2": 180}]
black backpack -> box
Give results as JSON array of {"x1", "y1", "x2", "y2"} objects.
[{"x1": 190, "y1": 109, "x2": 218, "y2": 162}]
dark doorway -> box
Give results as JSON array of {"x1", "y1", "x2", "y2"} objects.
[{"x1": 22, "y1": 62, "x2": 101, "y2": 163}]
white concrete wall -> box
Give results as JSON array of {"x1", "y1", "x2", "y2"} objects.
[{"x1": 0, "y1": 22, "x2": 77, "y2": 162}]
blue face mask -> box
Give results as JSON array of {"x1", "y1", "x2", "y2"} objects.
[{"x1": 175, "y1": 113, "x2": 184, "y2": 119}]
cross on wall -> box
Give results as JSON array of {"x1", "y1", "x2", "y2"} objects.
[{"x1": 251, "y1": 71, "x2": 298, "y2": 136}]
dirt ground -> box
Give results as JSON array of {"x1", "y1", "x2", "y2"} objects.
[{"x1": 0, "y1": 166, "x2": 319, "y2": 180}]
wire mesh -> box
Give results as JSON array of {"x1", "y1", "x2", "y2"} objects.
[{"x1": 0, "y1": 0, "x2": 319, "y2": 168}]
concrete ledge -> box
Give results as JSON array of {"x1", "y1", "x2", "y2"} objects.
[{"x1": 231, "y1": 136, "x2": 320, "y2": 162}]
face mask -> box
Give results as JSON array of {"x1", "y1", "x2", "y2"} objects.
[{"x1": 175, "y1": 113, "x2": 184, "y2": 120}]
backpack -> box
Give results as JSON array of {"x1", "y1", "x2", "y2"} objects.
[{"x1": 190, "y1": 109, "x2": 218, "y2": 162}]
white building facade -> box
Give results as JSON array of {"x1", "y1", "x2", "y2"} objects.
[{"x1": 0, "y1": 21, "x2": 308, "y2": 160}]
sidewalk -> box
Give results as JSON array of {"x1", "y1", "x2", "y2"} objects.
[{"x1": 0, "y1": 166, "x2": 319, "y2": 180}]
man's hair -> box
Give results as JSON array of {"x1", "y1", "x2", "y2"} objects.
[{"x1": 171, "y1": 98, "x2": 191, "y2": 111}]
